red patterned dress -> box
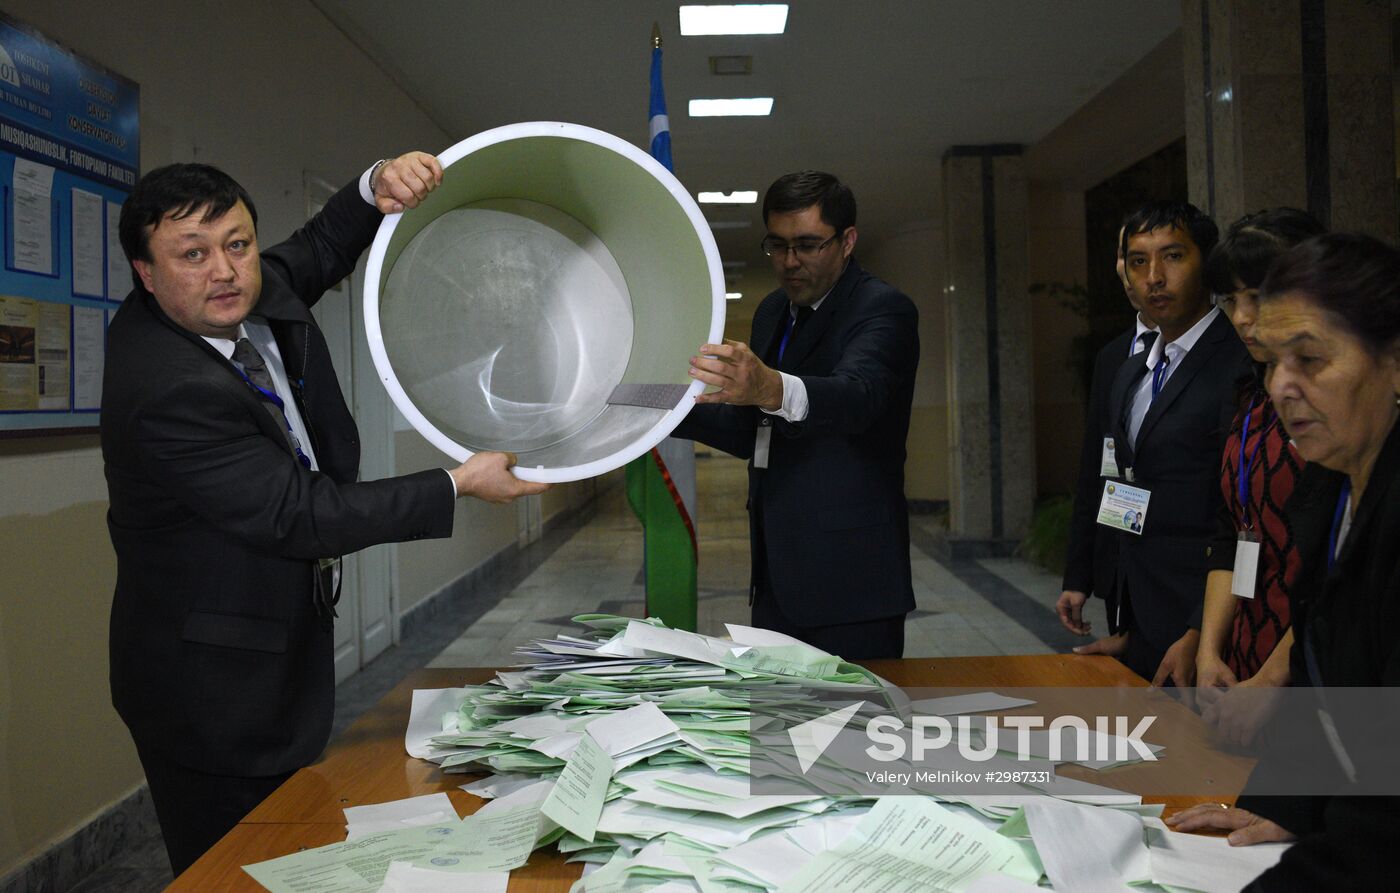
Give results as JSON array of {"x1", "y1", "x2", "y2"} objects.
[{"x1": 1210, "y1": 386, "x2": 1304, "y2": 679}]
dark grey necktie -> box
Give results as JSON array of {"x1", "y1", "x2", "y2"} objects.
[
  {"x1": 232, "y1": 337, "x2": 276, "y2": 392},
  {"x1": 233, "y1": 337, "x2": 338, "y2": 617},
  {"x1": 232, "y1": 337, "x2": 302, "y2": 460}
]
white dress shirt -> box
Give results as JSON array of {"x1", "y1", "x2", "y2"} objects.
[
  {"x1": 762, "y1": 286, "x2": 834, "y2": 423},
  {"x1": 1131, "y1": 313, "x2": 1159, "y2": 357},
  {"x1": 1127, "y1": 306, "x2": 1220, "y2": 446},
  {"x1": 205, "y1": 320, "x2": 320, "y2": 471}
]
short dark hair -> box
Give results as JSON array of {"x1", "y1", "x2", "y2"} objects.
[
  {"x1": 1259, "y1": 232, "x2": 1400, "y2": 358},
  {"x1": 1205, "y1": 208, "x2": 1325, "y2": 295},
  {"x1": 762, "y1": 170, "x2": 856, "y2": 233},
  {"x1": 1120, "y1": 200, "x2": 1219, "y2": 261},
  {"x1": 119, "y1": 163, "x2": 258, "y2": 290}
]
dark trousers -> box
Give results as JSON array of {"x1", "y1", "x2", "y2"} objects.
[
  {"x1": 752, "y1": 583, "x2": 906, "y2": 660},
  {"x1": 136, "y1": 743, "x2": 293, "y2": 876},
  {"x1": 1117, "y1": 584, "x2": 1169, "y2": 681}
]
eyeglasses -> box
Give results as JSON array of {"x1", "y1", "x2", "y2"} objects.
[{"x1": 760, "y1": 232, "x2": 842, "y2": 259}]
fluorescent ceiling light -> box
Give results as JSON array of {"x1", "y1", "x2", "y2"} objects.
[
  {"x1": 689, "y1": 98, "x2": 773, "y2": 117},
  {"x1": 699, "y1": 191, "x2": 758, "y2": 204},
  {"x1": 726, "y1": 292, "x2": 743, "y2": 301},
  {"x1": 679, "y1": 5, "x2": 788, "y2": 36}
]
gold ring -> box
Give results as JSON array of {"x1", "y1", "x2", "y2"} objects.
[{"x1": 1218, "y1": 803, "x2": 1230, "y2": 810}]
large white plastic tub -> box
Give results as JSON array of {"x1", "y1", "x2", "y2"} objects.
[{"x1": 364, "y1": 122, "x2": 725, "y2": 482}]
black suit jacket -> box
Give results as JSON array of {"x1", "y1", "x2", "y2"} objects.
[
  {"x1": 673, "y1": 259, "x2": 919, "y2": 626},
  {"x1": 102, "y1": 180, "x2": 455, "y2": 777},
  {"x1": 1062, "y1": 328, "x2": 1136, "y2": 623},
  {"x1": 1105, "y1": 310, "x2": 1249, "y2": 653}
]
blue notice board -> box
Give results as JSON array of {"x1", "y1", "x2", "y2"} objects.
[{"x1": 0, "y1": 11, "x2": 138, "y2": 435}]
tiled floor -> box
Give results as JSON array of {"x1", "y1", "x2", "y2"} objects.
[{"x1": 57, "y1": 449, "x2": 1098, "y2": 892}]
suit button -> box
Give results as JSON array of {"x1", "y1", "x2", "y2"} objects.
[{"x1": 760, "y1": 417, "x2": 772, "y2": 427}]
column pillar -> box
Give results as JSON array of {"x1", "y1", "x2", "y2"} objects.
[
  {"x1": 942, "y1": 146, "x2": 1035, "y2": 556},
  {"x1": 1183, "y1": 0, "x2": 1395, "y2": 238}
]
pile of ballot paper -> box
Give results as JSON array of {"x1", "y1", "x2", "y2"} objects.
[{"x1": 243, "y1": 615, "x2": 1293, "y2": 893}]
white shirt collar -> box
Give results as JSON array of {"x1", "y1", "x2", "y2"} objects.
[
  {"x1": 1134, "y1": 313, "x2": 1158, "y2": 342},
  {"x1": 202, "y1": 324, "x2": 246, "y2": 361},
  {"x1": 1143, "y1": 305, "x2": 1219, "y2": 368}
]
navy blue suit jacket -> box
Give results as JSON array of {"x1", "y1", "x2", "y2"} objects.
[
  {"x1": 1105, "y1": 310, "x2": 1249, "y2": 652},
  {"x1": 673, "y1": 259, "x2": 919, "y2": 626}
]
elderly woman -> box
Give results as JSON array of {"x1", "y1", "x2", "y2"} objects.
[
  {"x1": 1167, "y1": 232, "x2": 1400, "y2": 889},
  {"x1": 1195, "y1": 210, "x2": 1323, "y2": 744}
]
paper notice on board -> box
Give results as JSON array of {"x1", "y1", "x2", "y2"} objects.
[
  {"x1": 72, "y1": 306, "x2": 104, "y2": 409},
  {"x1": 0, "y1": 295, "x2": 38, "y2": 409},
  {"x1": 35, "y1": 301, "x2": 70, "y2": 410},
  {"x1": 71, "y1": 189, "x2": 105, "y2": 297},
  {"x1": 106, "y1": 200, "x2": 127, "y2": 300},
  {"x1": 12, "y1": 159, "x2": 55, "y2": 275}
]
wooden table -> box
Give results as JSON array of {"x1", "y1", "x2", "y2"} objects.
[{"x1": 170, "y1": 654, "x2": 1251, "y2": 891}]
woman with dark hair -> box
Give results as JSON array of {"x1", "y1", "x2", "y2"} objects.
[
  {"x1": 1168, "y1": 232, "x2": 1400, "y2": 890},
  {"x1": 1194, "y1": 209, "x2": 1324, "y2": 745}
]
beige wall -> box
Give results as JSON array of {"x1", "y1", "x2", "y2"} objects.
[
  {"x1": 0, "y1": 0, "x2": 460, "y2": 877},
  {"x1": 0, "y1": 436, "x2": 120, "y2": 874},
  {"x1": 859, "y1": 219, "x2": 949, "y2": 502}
]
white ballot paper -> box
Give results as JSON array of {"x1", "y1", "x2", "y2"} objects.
[
  {"x1": 907, "y1": 693, "x2": 1038, "y2": 716},
  {"x1": 404, "y1": 688, "x2": 471, "y2": 759},
  {"x1": 243, "y1": 822, "x2": 463, "y2": 892},
  {"x1": 1022, "y1": 796, "x2": 1149, "y2": 892},
  {"x1": 585, "y1": 700, "x2": 680, "y2": 758},
  {"x1": 775, "y1": 797, "x2": 1041, "y2": 893},
  {"x1": 1143, "y1": 817, "x2": 1290, "y2": 893},
  {"x1": 376, "y1": 860, "x2": 507, "y2": 893},
  {"x1": 345, "y1": 793, "x2": 458, "y2": 839}
]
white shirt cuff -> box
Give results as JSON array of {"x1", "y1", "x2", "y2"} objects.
[
  {"x1": 358, "y1": 164, "x2": 379, "y2": 206},
  {"x1": 761, "y1": 372, "x2": 809, "y2": 422},
  {"x1": 443, "y1": 468, "x2": 459, "y2": 498}
]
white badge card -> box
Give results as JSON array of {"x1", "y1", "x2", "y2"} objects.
[
  {"x1": 753, "y1": 426, "x2": 771, "y2": 469},
  {"x1": 1096, "y1": 480, "x2": 1151, "y2": 535},
  {"x1": 1231, "y1": 532, "x2": 1261, "y2": 598},
  {"x1": 1099, "y1": 437, "x2": 1119, "y2": 477}
]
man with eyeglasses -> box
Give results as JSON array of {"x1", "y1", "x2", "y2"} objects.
[{"x1": 674, "y1": 170, "x2": 920, "y2": 659}]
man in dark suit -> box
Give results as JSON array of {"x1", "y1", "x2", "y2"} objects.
[
  {"x1": 1073, "y1": 201, "x2": 1248, "y2": 683},
  {"x1": 1057, "y1": 227, "x2": 1157, "y2": 637},
  {"x1": 101, "y1": 154, "x2": 546, "y2": 873},
  {"x1": 675, "y1": 171, "x2": 919, "y2": 659}
]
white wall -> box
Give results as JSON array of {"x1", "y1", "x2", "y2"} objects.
[{"x1": 0, "y1": 0, "x2": 535, "y2": 876}]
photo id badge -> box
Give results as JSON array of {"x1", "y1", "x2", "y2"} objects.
[
  {"x1": 1099, "y1": 437, "x2": 1119, "y2": 477},
  {"x1": 1096, "y1": 480, "x2": 1151, "y2": 535},
  {"x1": 1231, "y1": 532, "x2": 1261, "y2": 598}
]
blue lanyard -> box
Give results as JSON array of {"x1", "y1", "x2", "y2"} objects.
[
  {"x1": 1327, "y1": 478, "x2": 1352, "y2": 573},
  {"x1": 1235, "y1": 398, "x2": 1271, "y2": 527},
  {"x1": 232, "y1": 365, "x2": 313, "y2": 470}
]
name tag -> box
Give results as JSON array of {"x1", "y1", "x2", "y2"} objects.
[
  {"x1": 1231, "y1": 532, "x2": 1260, "y2": 598},
  {"x1": 1096, "y1": 480, "x2": 1151, "y2": 535},
  {"x1": 1099, "y1": 437, "x2": 1119, "y2": 477},
  {"x1": 753, "y1": 426, "x2": 771, "y2": 468}
]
